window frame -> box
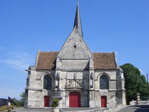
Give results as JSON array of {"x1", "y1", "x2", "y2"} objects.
[
  {"x1": 43, "y1": 75, "x2": 52, "y2": 90},
  {"x1": 100, "y1": 74, "x2": 109, "y2": 90}
]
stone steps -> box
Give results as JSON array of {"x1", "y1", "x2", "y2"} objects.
[
  {"x1": 13, "y1": 107, "x2": 109, "y2": 112},
  {"x1": 60, "y1": 108, "x2": 108, "y2": 112}
]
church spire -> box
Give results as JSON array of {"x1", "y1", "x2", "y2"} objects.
[
  {"x1": 58, "y1": 0, "x2": 92, "y2": 59},
  {"x1": 73, "y1": 0, "x2": 83, "y2": 36}
]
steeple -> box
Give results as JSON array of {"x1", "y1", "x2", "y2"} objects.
[
  {"x1": 73, "y1": 0, "x2": 83, "y2": 36},
  {"x1": 57, "y1": 0, "x2": 92, "y2": 59}
]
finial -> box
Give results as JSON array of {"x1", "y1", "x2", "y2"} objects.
[{"x1": 77, "y1": 0, "x2": 79, "y2": 6}]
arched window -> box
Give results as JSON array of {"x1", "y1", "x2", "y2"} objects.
[
  {"x1": 44, "y1": 75, "x2": 52, "y2": 90},
  {"x1": 100, "y1": 75, "x2": 109, "y2": 89}
]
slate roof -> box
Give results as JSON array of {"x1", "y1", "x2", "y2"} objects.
[{"x1": 36, "y1": 52, "x2": 117, "y2": 70}]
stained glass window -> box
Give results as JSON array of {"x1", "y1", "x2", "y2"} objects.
[
  {"x1": 44, "y1": 75, "x2": 52, "y2": 90},
  {"x1": 100, "y1": 75, "x2": 109, "y2": 89}
]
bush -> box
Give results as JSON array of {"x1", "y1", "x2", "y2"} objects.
[
  {"x1": 52, "y1": 98, "x2": 59, "y2": 107},
  {"x1": 11, "y1": 98, "x2": 22, "y2": 107}
]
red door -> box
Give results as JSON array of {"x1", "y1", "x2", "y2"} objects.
[
  {"x1": 44, "y1": 96, "x2": 50, "y2": 107},
  {"x1": 69, "y1": 92, "x2": 80, "y2": 107},
  {"x1": 101, "y1": 96, "x2": 107, "y2": 107}
]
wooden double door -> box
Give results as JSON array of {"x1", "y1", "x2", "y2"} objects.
[{"x1": 69, "y1": 92, "x2": 80, "y2": 107}]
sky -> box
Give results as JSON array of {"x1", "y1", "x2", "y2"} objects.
[{"x1": 0, "y1": 0, "x2": 149, "y2": 99}]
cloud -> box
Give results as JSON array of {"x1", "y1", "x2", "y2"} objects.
[{"x1": 0, "y1": 52, "x2": 35, "y2": 71}]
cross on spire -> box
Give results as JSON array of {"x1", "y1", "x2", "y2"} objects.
[{"x1": 73, "y1": 0, "x2": 83, "y2": 36}]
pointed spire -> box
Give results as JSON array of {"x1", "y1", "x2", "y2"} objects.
[{"x1": 73, "y1": 0, "x2": 83, "y2": 36}]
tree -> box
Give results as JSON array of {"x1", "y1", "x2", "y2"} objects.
[
  {"x1": 19, "y1": 92, "x2": 26, "y2": 106},
  {"x1": 139, "y1": 75, "x2": 149, "y2": 100},
  {"x1": 11, "y1": 98, "x2": 21, "y2": 107},
  {"x1": 121, "y1": 63, "x2": 149, "y2": 104}
]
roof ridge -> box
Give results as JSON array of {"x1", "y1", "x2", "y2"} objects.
[
  {"x1": 93, "y1": 52, "x2": 114, "y2": 54},
  {"x1": 112, "y1": 52, "x2": 118, "y2": 68},
  {"x1": 39, "y1": 51, "x2": 59, "y2": 53}
]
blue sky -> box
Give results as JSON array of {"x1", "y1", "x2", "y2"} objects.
[{"x1": 0, "y1": 0, "x2": 149, "y2": 99}]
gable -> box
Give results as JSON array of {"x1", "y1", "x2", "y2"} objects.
[{"x1": 57, "y1": 28, "x2": 92, "y2": 59}]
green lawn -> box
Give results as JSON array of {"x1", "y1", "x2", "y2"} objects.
[{"x1": 0, "y1": 105, "x2": 13, "y2": 111}]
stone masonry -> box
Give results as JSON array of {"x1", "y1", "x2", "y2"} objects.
[{"x1": 25, "y1": 0, "x2": 126, "y2": 110}]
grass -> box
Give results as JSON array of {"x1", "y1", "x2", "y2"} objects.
[{"x1": 0, "y1": 105, "x2": 14, "y2": 111}]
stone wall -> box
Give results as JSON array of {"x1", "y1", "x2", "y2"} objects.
[
  {"x1": 26, "y1": 67, "x2": 56, "y2": 108},
  {"x1": 25, "y1": 65, "x2": 126, "y2": 109},
  {"x1": 92, "y1": 69, "x2": 126, "y2": 108}
]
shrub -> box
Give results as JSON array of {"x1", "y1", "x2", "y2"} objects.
[{"x1": 52, "y1": 98, "x2": 59, "y2": 107}]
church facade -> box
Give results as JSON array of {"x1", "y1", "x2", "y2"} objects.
[{"x1": 25, "y1": 1, "x2": 126, "y2": 109}]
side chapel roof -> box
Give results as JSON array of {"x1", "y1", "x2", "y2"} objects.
[
  {"x1": 36, "y1": 52, "x2": 117, "y2": 70},
  {"x1": 36, "y1": 52, "x2": 58, "y2": 70}
]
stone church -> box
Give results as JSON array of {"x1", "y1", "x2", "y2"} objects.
[{"x1": 25, "y1": 1, "x2": 126, "y2": 109}]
